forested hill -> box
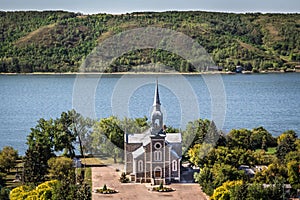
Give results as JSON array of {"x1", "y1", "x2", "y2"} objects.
[{"x1": 0, "y1": 11, "x2": 299, "y2": 73}]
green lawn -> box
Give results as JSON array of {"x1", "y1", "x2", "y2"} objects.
[{"x1": 255, "y1": 147, "x2": 277, "y2": 155}]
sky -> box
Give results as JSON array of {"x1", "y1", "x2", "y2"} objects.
[{"x1": 0, "y1": 0, "x2": 300, "y2": 14}]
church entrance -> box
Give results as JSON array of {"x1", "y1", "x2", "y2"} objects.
[{"x1": 154, "y1": 167, "x2": 161, "y2": 178}]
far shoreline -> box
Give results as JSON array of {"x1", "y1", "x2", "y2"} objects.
[{"x1": 1, "y1": 70, "x2": 299, "y2": 76}]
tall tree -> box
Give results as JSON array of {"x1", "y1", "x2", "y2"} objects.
[
  {"x1": 182, "y1": 119, "x2": 210, "y2": 152},
  {"x1": 250, "y1": 127, "x2": 277, "y2": 150},
  {"x1": 0, "y1": 146, "x2": 18, "y2": 173},
  {"x1": 91, "y1": 116, "x2": 124, "y2": 163},
  {"x1": 23, "y1": 118, "x2": 56, "y2": 183},
  {"x1": 276, "y1": 130, "x2": 297, "y2": 162}
]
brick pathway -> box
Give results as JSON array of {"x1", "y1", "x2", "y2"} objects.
[{"x1": 92, "y1": 166, "x2": 209, "y2": 200}]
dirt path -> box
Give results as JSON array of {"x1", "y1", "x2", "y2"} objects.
[{"x1": 92, "y1": 166, "x2": 209, "y2": 200}]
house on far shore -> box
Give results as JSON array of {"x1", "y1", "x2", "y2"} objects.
[
  {"x1": 295, "y1": 65, "x2": 300, "y2": 72},
  {"x1": 124, "y1": 80, "x2": 182, "y2": 185},
  {"x1": 236, "y1": 65, "x2": 243, "y2": 73}
]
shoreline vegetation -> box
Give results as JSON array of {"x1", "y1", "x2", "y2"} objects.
[
  {"x1": 1, "y1": 70, "x2": 300, "y2": 75},
  {"x1": 0, "y1": 11, "x2": 299, "y2": 74}
]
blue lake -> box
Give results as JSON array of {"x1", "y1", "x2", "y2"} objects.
[{"x1": 0, "y1": 73, "x2": 299, "y2": 155}]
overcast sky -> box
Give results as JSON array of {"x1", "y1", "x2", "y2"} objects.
[{"x1": 1, "y1": 0, "x2": 299, "y2": 14}]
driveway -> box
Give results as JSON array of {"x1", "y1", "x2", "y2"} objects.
[{"x1": 92, "y1": 165, "x2": 209, "y2": 200}]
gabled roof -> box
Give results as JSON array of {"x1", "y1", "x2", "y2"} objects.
[
  {"x1": 132, "y1": 146, "x2": 145, "y2": 159},
  {"x1": 126, "y1": 132, "x2": 181, "y2": 144},
  {"x1": 126, "y1": 130, "x2": 151, "y2": 145},
  {"x1": 166, "y1": 133, "x2": 182, "y2": 143},
  {"x1": 171, "y1": 149, "x2": 180, "y2": 158}
]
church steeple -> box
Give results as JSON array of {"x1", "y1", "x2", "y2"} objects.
[
  {"x1": 151, "y1": 79, "x2": 163, "y2": 135},
  {"x1": 153, "y1": 79, "x2": 161, "y2": 110}
]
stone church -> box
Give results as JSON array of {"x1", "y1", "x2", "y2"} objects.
[{"x1": 124, "y1": 80, "x2": 182, "y2": 184}]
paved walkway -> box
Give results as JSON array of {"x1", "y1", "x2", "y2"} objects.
[{"x1": 92, "y1": 166, "x2": 209, "y2": 200}]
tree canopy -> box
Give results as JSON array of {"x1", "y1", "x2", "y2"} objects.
[{"x1": 0, "y1": 11, "x2": 299, "y2": 73}]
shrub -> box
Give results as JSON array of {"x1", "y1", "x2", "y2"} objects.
[{"x1": 119, "y1": 172, "x2": 129, "y2": 183}]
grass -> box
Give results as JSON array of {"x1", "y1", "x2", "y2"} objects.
[
  {"x1": 265, "y1": 147, "x2": 277, "y2": 155},
  {"x1": 255, "y1": 147, "x2": 277, "y2": 155},
  {"x1": 84, "y1": 167, "x2": 92, "y2": 187},
  {"x1": 81, "y1": 157, "x2": 104, "y2": 165}
]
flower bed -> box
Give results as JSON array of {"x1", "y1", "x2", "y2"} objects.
[
  {"x1": 95, "y1": 184, "x2": 117, "y2": 194},
  {"x1": 153, "y1": 183, "x2": 174, "y2": 192}
]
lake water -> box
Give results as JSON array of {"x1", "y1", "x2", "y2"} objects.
[{"x1": 1, "y1": 73, "x2": 299, "y2": 155}]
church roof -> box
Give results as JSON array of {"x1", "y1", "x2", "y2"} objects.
[
  {"x1": 171, "y1": 149, "x2": 180, "y2": 158},
  {"x1": 132, "y1": 146, "x2": 145, "y2": 159},
  {"x1": 166, "y1": 133, "x2": 182, "y2": 143},
  {"x1": 126, "y1": 130, "x2": 151, "y2": 145},
  {"x1": 126, "y1": 132, "x2": 181, "y2": 144}
]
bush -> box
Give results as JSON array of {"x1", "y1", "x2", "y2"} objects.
[
  {"x1": 119, "y1": 172, "x2": 129, "y2": 183},
  {"x1": 0, "y1": 187, "x2": 10, "y2": 200}
]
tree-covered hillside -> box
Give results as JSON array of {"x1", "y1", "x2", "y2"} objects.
[{"x1": 0, "y1": 11, "x2": 299, "y2": 73}]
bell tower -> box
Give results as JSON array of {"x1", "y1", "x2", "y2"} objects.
[{"x1": 151, "y1": 80, "x2": 163, "y2": 135}]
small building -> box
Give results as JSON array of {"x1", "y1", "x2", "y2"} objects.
[
  {"x1": 207, "y1": 66, "x2": 223, "y2": 71},
  {"x1": 238, "y1": 165, "x2": 255, "y2": 178},
  {"x1": 295, "y1": 65, "x2": 300, "y2": 72},
  {"x1": 236, "y1": 65, "x2": 244, "y2": 73},
  {"x1": 124, "y1": 80, "x2": 182, "y2": 184}
]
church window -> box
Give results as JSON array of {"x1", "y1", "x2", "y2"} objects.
[
  {"x1": 172, "y1": 160, "x2": 177, "y2": 171},
  {"x1": 154, "y1": 151, "x2": 162, "y2": 161},
  {"x1": 154, "y1": 142, "x2": 162, "y2": 149},
  {"x1": 138, "y1": 160, "x2": 143, "y2": 172},
  {"x1": 155, "y1": 119, "x2": 160, "y2": 127}
]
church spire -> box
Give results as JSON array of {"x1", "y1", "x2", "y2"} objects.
[
  {"x1": 151, "y1": 79, "x2": 163, "y2": 135},
  {"x1": 153, "y1": 79, "x2": 161, "y2": 110}
]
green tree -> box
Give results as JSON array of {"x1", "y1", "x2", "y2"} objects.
[
  {"x1": 194, "y1": 166, "x2": 214, "y2": 195},
  {"x1": 246, "y1": 183, "x2": 265, "y2": 200},
  {"x1": 0, "y1": 172, "x2": 6, "y2": 187},
  {"x1": 211, "y1": 163, "x2": 245, "y2": 189},
  {"x1": 188, "y1": 143, "x2": 214, "y2": 167},
  {"x1": 91, "y1": 116, "x2": 124, "y2": 163},
  {"x1": 120, "y1": 116, "x2": 149, "y2": 134},
  {"x1": 0, "y1": 146, "x2": 18, "y2": 173},
  {"x1": 195, "y1": 163, "x2": 245, "y2": 196},
  {"x1": 10, "y1": 180, "x2": 58, "y2": 200},
  {"x1": 182, "y1": 119, "x2": 210, "y2": 152},
  {"x1": 287, "y1": 160, "x2": 300, "y2": 189},
  {"x1": 48, "y1": 157, "x2": 75, "y2": 182},
  {"x1": 23, "y1": 118, "x2": 56, "y2": 183},
  {"x1": 211, "y1": 180, "x2": 243, "y2": 200},
  {"x1": 54, "y1": 110, "x2": 94, "y2": 158},
  {"x1": 0, "y1": 187, "x2": 10, "y2": 200},
  {"x1": 254, "y1": 163, "x2": 287, "y2": 184},
  {"x1": 276, "y1": 130, "x2": 297, "y2": 162},
  {"x1": 227, "y1": 129, "x2": 252, "y2": 150},
  {"x1": 250, "y1": 127, "x2": 276, "y2": 150}
]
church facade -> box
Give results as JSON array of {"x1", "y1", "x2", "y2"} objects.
[{"x1": 124, "y1": 81, "x2": 182, "y2": 184}]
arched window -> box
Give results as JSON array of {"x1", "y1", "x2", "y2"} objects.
[
  {"x1": 154, "y1": 167, "x2": 161, "y2": 178},
  {"x1": 154, "y1": 151, "x2": 162, "y2": 161},
  {"x1": 172, "y1": 160, "x2": 177, "y2": 171},
  {"x1": 138, "y1": 160, "x2": 143, "y2": 172}
]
